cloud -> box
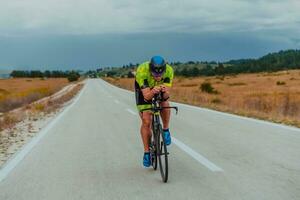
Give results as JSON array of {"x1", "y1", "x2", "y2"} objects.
[
  {"x1": 1, "y1": 32, "x2": 297, "y2": 69},
  {"x1": 1, "y1": 0, "x2": 300, "y2": 69},
  {"x1": 0, "y1": 0, "x2": 299, "y2": 36}
]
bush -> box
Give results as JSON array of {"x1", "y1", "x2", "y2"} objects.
[
  {"x1": 67, "y1": 72, "x2": 80, "y2": 82},
  {"x1": 127, "y1": 71, "x2": 135, "y2": 78},
  {"x1": 33, "y1": 103, "x2": 45, "y2": 111},
  {"x1": 211, "y1": 98, "x2": 222, "y2": 104},
  {"x1": 200, "y1": 82, "x2": 219, "y2": 94},
  {"x1": 0, "y1": 113, "x2": 18, "y2": 130},
  {"x1": 216, "y1": 76, "x2": 225, "y2": 81},
  {"x1": 228, "y1": 82, "x2": 246, "y2": 86},
  {"x1": 276, "y1": 81, "x2": 286, "y2": 85},
  {"x1": 180, "y1": 83, "x2": 198, "y2": 87},
  {"x1": 106, "y1": 71, "x2": 117, "y2": 77}
]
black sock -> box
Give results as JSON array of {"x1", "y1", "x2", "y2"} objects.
[{"x1": 163, "y1": 128, "x2": 169, "y2": 132}]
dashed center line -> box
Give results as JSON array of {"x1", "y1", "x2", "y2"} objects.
[{"x1": 173, "y1": 137, "x2": 223, "y2": 172}]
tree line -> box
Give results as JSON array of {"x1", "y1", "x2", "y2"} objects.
[
  {"x1": 10, "y1": 70, "x2": 81, "y2": 82},
  {"x1": 10, "y1": 70, "x2": 79, "y2": 78},
  {"x1": 175, "y1": 49, "x2": 300, "y2": 77}
]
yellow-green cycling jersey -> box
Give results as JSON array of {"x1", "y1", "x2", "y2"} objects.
[
  {"x1": 134, "y1": 62, "x2": 174, "y2": 112},
  {"x1": 135, "y1": 62, "x2": 174, "y2": 89}
]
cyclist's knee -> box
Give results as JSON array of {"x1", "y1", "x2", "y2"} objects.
[
  {"x1": 142, "y1": 119, "x2": 151, "y2": 128},
  {"x1": 160, "y1": 101, "x2": 169, "y2": 107},
  {"x1": 141, "y1": 112, "x2": 152, "y2": 127}
]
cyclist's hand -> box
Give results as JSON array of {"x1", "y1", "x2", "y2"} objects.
[
  {"x1": 152, "y1": 86, "x2": 161, "y2": 94},
  {"x1": 160, "y1": 85, "x2": 169, "y2": 93}
]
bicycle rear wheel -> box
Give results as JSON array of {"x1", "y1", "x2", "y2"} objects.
[{"x1": 156, "y1": 124, "x2": 168, "y2": 182}]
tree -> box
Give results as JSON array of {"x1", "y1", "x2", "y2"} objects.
[
  {"x1": 200, "y1": 65, "x2": 215, "y2": 76},
  {"x1": 215, "y1": 63, "x2": 225, "y2": 75},
  {"x1": 191, "y1": 67, "x2": 200, "y2": 76},
  {"x1": 127, "y1": 71, "x2": 135, "y2": 78},
  {"x1": 107, "y1": 71, "x2": 117, "y2": 77},
  {"x1": 44, "y1": 70, "x2": 51, "y2": 77},
  {"x1": 181, "y1": 68, "x2": 190, "y2": 77},
  {"x1": 67, "y1": 71, "x2": 80, "y2": 82}
]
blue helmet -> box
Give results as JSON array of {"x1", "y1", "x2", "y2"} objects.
[{"x1": 150, "y1": 56, "x2": 166, "y2": 77}]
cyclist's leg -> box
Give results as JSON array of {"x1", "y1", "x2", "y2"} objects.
[
  {"x1": 160, "y1": 100, "x2": 171, "y2": 145},
  {"x1": 134, "y1": 81, "x2": 153, "y2": 152},
  {"x1": 160, "y1": 101, "x2": 170, "y2": 129},
  {"x1": 139, "y1": 111, "x2": 152, "y2": 152}
]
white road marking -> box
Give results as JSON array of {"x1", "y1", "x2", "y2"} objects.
[
  {"x1": 172, "y1": 137, "x2": 223, "y2": 172},
  {"x1": 114, "y1": 100, "x2": 120, "y2": 104},
  {"x1": 126, "y1": 108, "x2": 137, "y2": 115},
  {"x1": 0, "y1": 81, "x2": 87, "y2": 183}
]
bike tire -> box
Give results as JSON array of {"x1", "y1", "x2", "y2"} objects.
[
  {"x1": 150, "y1": 137, "x2": 158, "y2": 170},
  {"x1": 156, "y1": 124, "x2": 168, "y2": 182}
]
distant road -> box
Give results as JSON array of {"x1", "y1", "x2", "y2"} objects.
[{"x1": 0, "y1": 79, "x2": 299, "y2": 200}]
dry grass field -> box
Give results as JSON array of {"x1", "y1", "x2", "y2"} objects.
[
  {"x1": 104, "y1": 69, "x2": 300, "y2": 127},
  {"x1": 0, "y1": 78, "x2": 69, "y2": 113},
  {"x1": 0, "y1": 81, "x2": 83, "y2": 131}
]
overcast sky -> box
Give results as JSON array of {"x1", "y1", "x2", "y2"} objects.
[{"x1": 0, "y1": 0, "x2": 300, "y2": 70}]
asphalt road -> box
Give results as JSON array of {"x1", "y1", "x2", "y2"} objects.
[{"x1": 0, "y1": 79, "x2": 299, "y2": 200}]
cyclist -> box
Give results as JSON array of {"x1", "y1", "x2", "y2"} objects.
[{"x1": 134, "y1": 55, "x2": 174, "y2": 167}]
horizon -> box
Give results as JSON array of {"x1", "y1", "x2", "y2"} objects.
[
  {"x1": 1, "y1": 48, "x2": 299, "y2": 71},
  {"x1": 1, "y1": 47, "x2": 299, "y2": 72}
]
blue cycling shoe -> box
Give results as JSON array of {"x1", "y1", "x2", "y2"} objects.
[
  {"x1": 143, "y1": 152, "x2": 151, "y2": 167},
  {"x1": 163, "y1": 129, "x2": 171, "y2": 146}
]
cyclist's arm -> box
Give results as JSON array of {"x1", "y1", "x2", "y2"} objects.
[
  {"x1": 141, "y1": 86, "x2": 161, "y2": 101},
  {"x1": 161, "y1": 85, "x2": 170, "y2": 100},
  {"x1": 161, "y1": 66, "x2": 173, "y2": 100}
]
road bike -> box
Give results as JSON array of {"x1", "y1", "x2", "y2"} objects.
[{"x1": 141, "y1": 93, "x2": 178, "y2": 182}]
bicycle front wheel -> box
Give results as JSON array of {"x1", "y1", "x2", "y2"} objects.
[
  {"x1": 156, "y1": 124, "x2": 168, "y2": 182},
  {"x1": 150, "y1": 136, "x2": 157, "y2": 170}
]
